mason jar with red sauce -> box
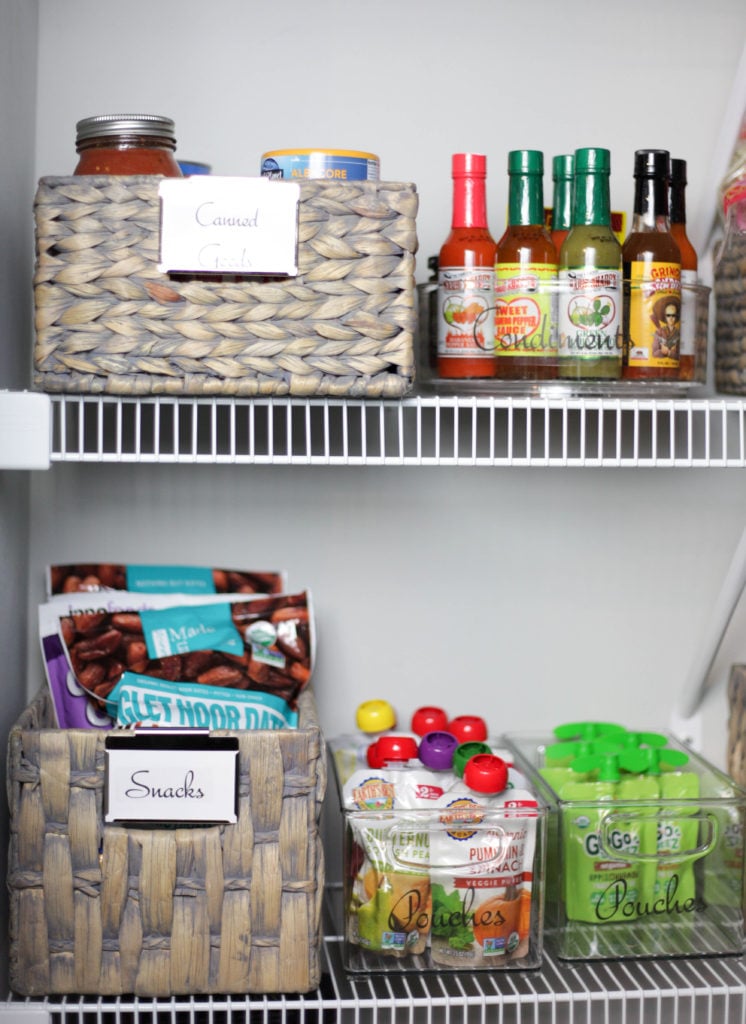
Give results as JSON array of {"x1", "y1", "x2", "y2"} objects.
[{"x1": 73, "y1": 114, "x2": 183, "y2": 176}]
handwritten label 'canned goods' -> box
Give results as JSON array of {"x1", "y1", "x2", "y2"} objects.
[{"x1": 158, "y1": 176, "x2": 300, "y2": 275}]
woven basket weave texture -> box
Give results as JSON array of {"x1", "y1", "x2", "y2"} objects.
[
  {"x1": 33, "y1": 175, "x2": 418, "y2": 398},
  {"x1": 728, "y1": 665, "x2": 746, "y2": 787},
  {"x1": 7, "y1": 686, "x2": 326, "y2": 997},
  {"x1": 715, "y1": 229, "x2": 746, "y2": 394}
]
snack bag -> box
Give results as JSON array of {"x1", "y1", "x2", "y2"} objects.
[
  {"x1": 40, "y1": 590, "x2": 265, "y2": 730},
  {"x1": 47, "y1": 563, "x2": 285, "y2": 597},
  {"x1": 51, "y1": 591, "x2": 313, "y2": 727},
  {"x1": 106, "y1": 672, "x2": 298, "y2": 730}
]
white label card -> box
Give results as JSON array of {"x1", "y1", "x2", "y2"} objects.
[
  {"x1": 158, "y1": 176, "x2": 300, "y2": 275},
  {"x1": 105, "y1": 733, "x2": 239, "y2": 824}
]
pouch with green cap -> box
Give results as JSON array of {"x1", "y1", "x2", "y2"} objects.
[
  {"x1": 561, "y1": 751, "x2": 658, "y2": 923},
  {"x1": 541, "y1": 738, "x2": 622, "y2": 794},
  {"x1": 623, "y1": 745, "x2": 701, "y2": 912},
  {"x1": 553, "y1": 720, "x2": 627, "y2": 743}
]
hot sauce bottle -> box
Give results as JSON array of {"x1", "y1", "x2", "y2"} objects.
[
  {"x1": 436, "y1": 153, "x2": 497, "y2": 379},
  {"x1": 551, "y1": 154, "x2": 574, "y2": 254},
  {"x1": 670, "y1": 158, "x2": 699, "y2": 381},
  {"x1": 557, "y1": 147, "x2": 623, "y2": 380},
  {"x1": 622, "y1": 150, "x2": 681, "y2": 380},
  {"x1": 495, "y1": 150, "x2": 558, "y2": 380}
]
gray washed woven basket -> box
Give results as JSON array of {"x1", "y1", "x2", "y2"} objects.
[
  {"x1": 33, "y1": 175, "x2": 418, "y2": 398},
  {"x1": 729, "y1": 665, "x2": 746, "y2": 787},
  {"x1": 715, "y1": 228, "x2": 746, "y2": 394},
  {"x1": 7, "y1": 686, "x2": 326, "y2": 996}
]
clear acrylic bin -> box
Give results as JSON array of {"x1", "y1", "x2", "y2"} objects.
[
  {"x1": 503, "y1": 732, "x2": 746, "y2": 961},
  {"x1": 417, "y1": 278, "x2": 710, "y2": 398},
  {"x1": 331, "y1": 744, "x2": 548, "y2": 973}
]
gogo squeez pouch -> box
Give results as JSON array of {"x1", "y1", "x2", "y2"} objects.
[{"x1": 429, "y1": 784, "x2": 539, "y2": 967}]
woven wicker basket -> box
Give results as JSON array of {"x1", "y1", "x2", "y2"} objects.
[
  {"x1": 714, "y1": 224, "x2": 746, "y2": 394},
  {"x1": 33, "y1": 175, "x2": 418, "y2": 398},
  {"x1": 6, "y1": 686, "x2": 326, "y2": 997}
]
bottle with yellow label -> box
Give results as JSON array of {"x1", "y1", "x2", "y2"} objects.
[
  {"x1": 495, "y1": 150, "x2": 558, "y2": 380},
  {"x1": 622, "y1": 150, "x2": 681, "y2": 380}
]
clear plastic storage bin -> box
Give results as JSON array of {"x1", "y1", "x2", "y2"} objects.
[
  {"x1": 504, "y1": 732, "x2": 746, "y2": 961},
  {"x1": 331, "y1": 742, "x2": 548, "y2": 973}
]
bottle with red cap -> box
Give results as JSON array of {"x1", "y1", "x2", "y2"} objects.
[
  {"x1": 447, "y1": 714, "x2": 488, "y2": 744},
  {"x1": 436, "y1": 153, "x2": 497, "y2": 379},
  {"x1": 366, "y1": 732, "x2": 419, "y2": 769},
  {"x1": 411, "y1": 705, "x2": 449, "y2": 737}
]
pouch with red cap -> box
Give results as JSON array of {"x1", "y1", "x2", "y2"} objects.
[{"x1": 429, "y1": 755, "x2": 540, "y2": 967}]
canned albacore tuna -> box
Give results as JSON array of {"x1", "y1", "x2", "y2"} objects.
[{"x1": 260, "y1": 148, "x2": 380, "y2": 181}]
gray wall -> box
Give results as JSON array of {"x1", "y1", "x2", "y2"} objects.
[{"x1": 0, "y1": 0, "x2": 38, "y2": 995}]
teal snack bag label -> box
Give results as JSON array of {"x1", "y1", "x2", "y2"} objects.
[
  {"x1": 125, "y1": 564, "x2": 216, "y2": 594},
  {"x1": 139, "y1": 603, "x2": 243, "y2": 659},
  {"x1": 106, "y1": 672, "x2": 298, "y2": 730}
]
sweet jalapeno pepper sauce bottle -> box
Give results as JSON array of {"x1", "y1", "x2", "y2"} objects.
[
  {"x1": 494, "y1": 150, "x2": 558, "y2": 380},
  {"x1": 73, "y1": 114, "x2": 183, "y2": 176}
]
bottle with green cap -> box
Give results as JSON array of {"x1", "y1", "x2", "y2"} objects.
[
  {"x1": 558, "y1": 147, "x2": 623, "y2": 380},
  {"x1": 495, "y1": 149, "x2": 558, "y2": 380},
  {"x1": 551, "y1": 154, "x2": 574, "y2": 253}
]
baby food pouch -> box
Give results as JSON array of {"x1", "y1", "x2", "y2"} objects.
[
  {"x1": 342, "y1": 767, "x2": 432, "y2": 957},
  {"x1": 429, "y1": 782, "x2": 539, "y2": 967}
]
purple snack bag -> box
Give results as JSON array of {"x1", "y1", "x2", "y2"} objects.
[{"x1": 42, "y1": 633, "x2": 112, "y2": 730}]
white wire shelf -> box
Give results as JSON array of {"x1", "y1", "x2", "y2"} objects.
[
  {"x1": 42, "y1": 392, "x2": 746, "y2": 468},
  {"x1": 3, "y1": 888, "x2": 745, "y2": 1023}
]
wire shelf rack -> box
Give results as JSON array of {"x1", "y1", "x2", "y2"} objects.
[
  {"x1": 44, "y1": 393, "x2": 746, "y2": 469},
  {"x1": 3, "y1": 888, "x2": 745, "y2": 1023}
]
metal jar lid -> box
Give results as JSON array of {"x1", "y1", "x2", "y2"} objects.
[{"x1": 75, "y1": 114, "x2": 176, "y2": 144}]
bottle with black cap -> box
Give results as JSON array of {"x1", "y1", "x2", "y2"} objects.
[
  {"x1": 670, "y1": 158, "x2": 699, "y2": 381},
  {"x1": 622, "y1": 149, "x2": 681, "y2": 380}
]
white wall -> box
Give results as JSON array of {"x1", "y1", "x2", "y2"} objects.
[
  {"x1": 22, "y1": 0, "x2": 746, "y2": 774},
  {"x1": 24, "y1": 461, "x2": 746, "y2": 773},
  {"x1": 34, "y1": 0, "x2": 746, "y2": 271}
]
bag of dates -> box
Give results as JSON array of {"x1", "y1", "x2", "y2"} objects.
[
  {"x1": 46, "y1": 563, "x2": 286, "y2": 597},
  {"x1": 56, "y1": 592, "x2": 313, "y2": 717}
]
